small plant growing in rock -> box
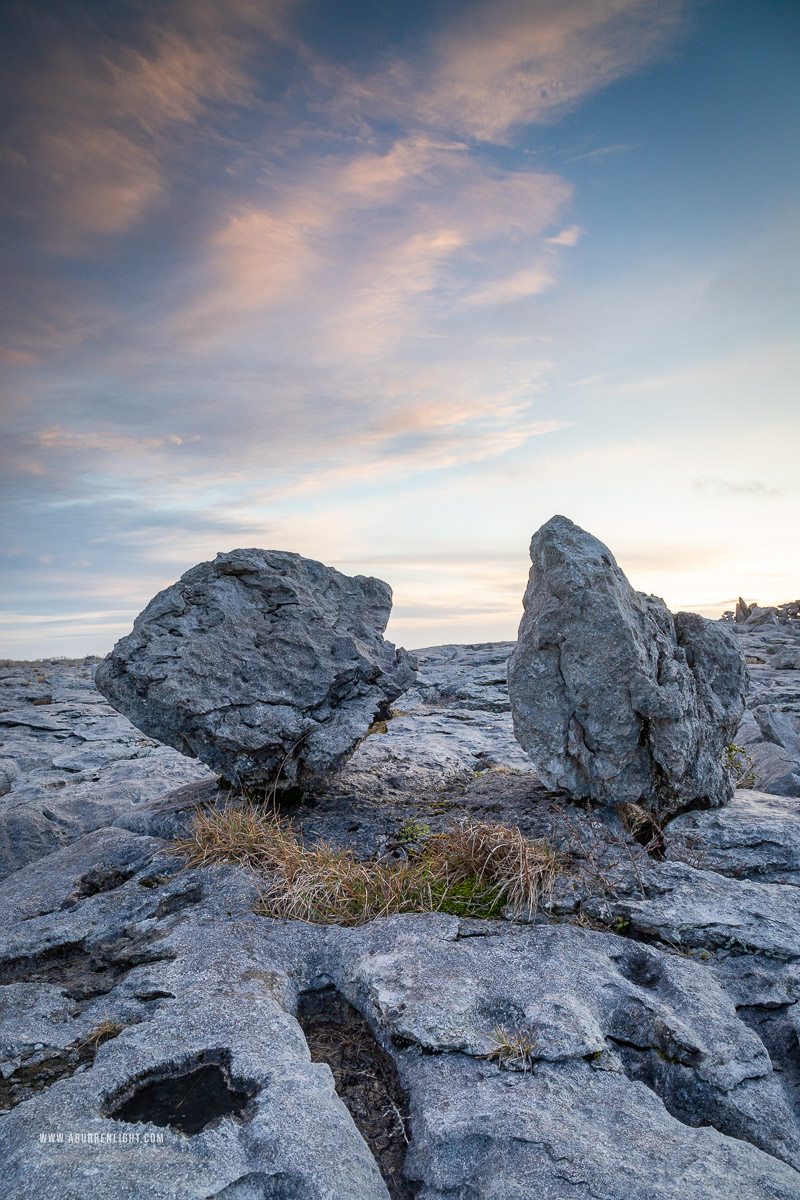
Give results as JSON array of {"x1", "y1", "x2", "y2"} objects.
[
  {"x1": 432, "y1": 875, "x2": 506, "y2": 919},
  {"x1": 723, "y1": 744, "x2": 761, "y2": 790},
  {"x1": 481, "y1": 1025, "x2": 539, "y2": 1072},
  {"x1": 398, "y1": 818, "x2": 431, "y2": 846},
  {"x1": 79, "y1": 1018, "x2": 125, "y2": 1049}
]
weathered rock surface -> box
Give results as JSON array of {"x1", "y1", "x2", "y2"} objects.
[
  {"x1": 507, "y1": 515, "x2": 748, "y2": 817},
  {"x1": 0, "y1": 647, "x2": 539, "y2": 878},
  {"x1": 743, "y1": 739, "x2": 800, "y2": 799},
  {"x1": 664, "y1": 791, "x2": 800, "y2": 884},
  {"x1": 587, "y1": 857, "x2": 800, "y2": 958},
  {"x1": 2, "y1": 843, "x2": 800, "y2": 1199},
  {"x1": 0, "y1": 659, "x2": 209, "y2": 879},
  {"x1": 398, "y1": 642, "x2": 515, "y2": 714},
  {"x1": 401, "y1": 1053, "x2": 799, "y2": 1200},
  {"x1": 0, "y1": 849, "x2": 389, "y2": 1200},
  {"x1": 5, "y1": 609, "x2": 793, "y2": 881},
  {"x1": 727, "y1": 610, "x2": 800, "y2": 797},
  {"x1": 2, "y1": 614, "x2": 800, "y2": 1198},
  {"x1": 95, "y1": 549, "x2": 416, "y2": 791}
]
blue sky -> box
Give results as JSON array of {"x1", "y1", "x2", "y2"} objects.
[{"x1": 1, "y1": 0, "x2": 798, "y2": 657}]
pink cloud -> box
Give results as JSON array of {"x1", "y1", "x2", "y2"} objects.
[
  {"x1": 5, "y1": 0, "x2": 293, "y2": 251},
  {"x1": 412, "y1": 0, "x2": 684, "y2": 140},
  {"x1": 464, "y1": 264, "x2": 557, "y2": 307},
  {"x1": 171, "y1": 137, "x2": 571, "y2": 351},
  {"x1": 322, "y1": 0, "x2": 682, "y2": 146}
]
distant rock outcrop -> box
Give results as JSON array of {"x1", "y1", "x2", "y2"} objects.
[
  {"x1": 95, "y1": 549, "x2": 416, "y2": 791},
  {"x1": 732, "y1": 597, "x2": 800, "y2": 627},
  {"x1": 507, "y1": 516, "x2": 747, "y2": 818}
]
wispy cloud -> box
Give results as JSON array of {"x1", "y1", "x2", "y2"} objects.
[
  {"x1": 546, "y1": 225, "x2": 584, "y2": 246},
  {"x1": 464, "y1": 264, "x2": 557, "y2": 307},
  {"x1": 173, "y1": 139, "x2": 572, "y2": 349},
  {"x1": 694, "y1": 477, "x2": 786, "y2": 499},
  {"x1": 355, "y1": 0, "x2": 684, "y2": 142},
  {"x1": 0, "y1": 349, "x2": 39, "y2": 366},
  {"x1": 1, "y1": 0, "x2": 292, "y2": 250},
  {"x1": 567, "y1": 142, "x2": 639, "y2": 162}
]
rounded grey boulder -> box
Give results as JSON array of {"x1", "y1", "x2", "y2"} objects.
[
  {"x1": 95, "y1": 549, "x2": 416, "y2": 791},
  {"x1": 507, "y1": 516, "x2": 747, "y2": 818}
]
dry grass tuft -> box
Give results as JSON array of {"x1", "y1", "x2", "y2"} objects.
[
  {"x1": 616, "y1": 802, "x2": 652, "y2": 838},
  {"x1": 173, "y1": 802, "x2": 285, "y2": 872},
  {"x1": 257, "y1": 840, "x2": 443, "y2": 925},
  {"x1": 79, "y1": 1018, "x2": 125, "y2": 1049},
  {"x1": 480, "y1": 1025, "x2": 539, "y2": 1072},
  {"x1": 175, "y1": 803, "x2": 443, "y2": 923},
  {"x1": 430, "y1": 819, "x2": 562, "y2": 920},
  {"x1": 173, "y1": 804, "x2": 566, "y2": 926}
]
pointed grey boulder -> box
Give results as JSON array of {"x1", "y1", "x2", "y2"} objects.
[
  {"x1": 507, "y1": 516, "x2": 747, "y2": 818},
  {"x1": 95, "y1": 549, "x2": 416, "y2": 791}
]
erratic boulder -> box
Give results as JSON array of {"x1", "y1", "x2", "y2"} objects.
[
  {"x1": 95, "y1": 549, "x2": 416, "y2": 791},
  {"x1": 507, "y1": 516, "x2": 747, "y2": 818}
]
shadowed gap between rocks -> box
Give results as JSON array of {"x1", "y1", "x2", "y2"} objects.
[
  {"x1": 0, "y1": 937, "x2": 177, "y2": 1009},
  {"x1": 737, "y1": 1003, "x2": 800, "y2": 1120},
  {"x1": 608, "y1": 1034, "x2": 709, "y2": 1130},
  {"x1": 296, "y1": 986, "x2": 414, "y2": 1200},
  {"x1": 202, "y1": 1171, "x2": 310, "y2": 1200},
  {"x1": 0, "y1": 1023, "x2": 126, "y2": 1113},
  {"x1": 598, "y1": 914, "x2": 785, "y2": 960},
  {"x1": 608, "y1": 1036, "x2": 794, "y2": 1165},
  {"x1": 105, "y1": 1050, "x2": 256, "y2": 1137},
  {"x1": 58, "y1": 864, "x2": 140, "y2": 910}
]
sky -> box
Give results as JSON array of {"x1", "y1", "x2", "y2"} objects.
[{"x1": 1, "y1": 0, "x2": 798, "y2": 658}]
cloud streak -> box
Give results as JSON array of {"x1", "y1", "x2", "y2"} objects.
[
  {"x1": 343, "y1": 0, "x2": 683, "y2": 142},
  {"x1": 694, "y1": 477, "x2": 786, "y2": 499}
]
